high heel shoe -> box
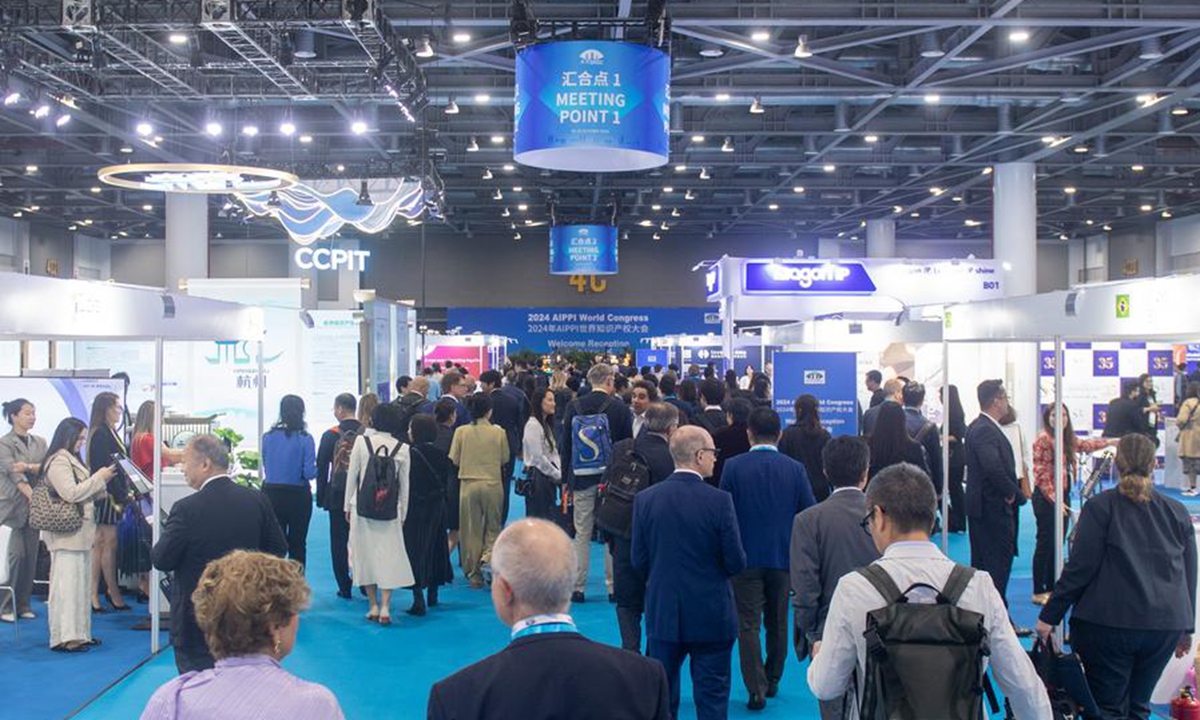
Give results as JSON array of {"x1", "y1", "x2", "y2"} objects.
[
  {"x1": 107, "y1": 594, "x2": 132, "y2": 611},
  {"x1": 91, "y1": 600, "x2": 108, "y2": 614}
]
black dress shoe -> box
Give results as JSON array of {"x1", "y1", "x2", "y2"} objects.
[
  {"x1": 1013, "y1": 625, "x2": 1034, "y2": 638},
  {"x1": 766, "y1": 680, "x2": 779, "y2": 698},
  {"x1": 608, "y1": 593, "x2": 616, "y2": 604},
  {"x1": 571, "y1": 591, "x2": 585, "y2": 604},
  {"x1": 336, "y1": 590, "x2": 352, "y2": 600},
  {"x1": 748, "y1": 693, "x2": 766, "y2": 711}
]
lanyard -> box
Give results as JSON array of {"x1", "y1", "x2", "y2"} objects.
[
  {"x1": 511, "y1": 613, "x2": 577, "y2": 640},
  {"x1": 750, "y1": 445, "x2": 778, "y2": 452}
]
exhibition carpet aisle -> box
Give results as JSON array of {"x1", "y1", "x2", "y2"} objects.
[
  {"x1": 60, "y1": 488, "x2": 1200, "y2": 720},
  {"x1": 0, "y1": 596, "x2": 168, "y2": 720}
]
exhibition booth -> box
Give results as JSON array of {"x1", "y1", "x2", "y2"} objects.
[
  {"x1": 418, "y1": 333, "x2": 512, "y2": 378},
  {"x1": 0, "y1": 271, "x2": 265, "y2": 662},
  {"x1": 646, "y1": 332, "x2": 776, "y2": 376}
]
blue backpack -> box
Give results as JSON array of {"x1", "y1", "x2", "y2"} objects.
[{"x1": 570, "y1": 396, "x2": 616, "y2": 477}]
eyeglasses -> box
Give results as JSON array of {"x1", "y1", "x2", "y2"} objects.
[
  {"x1": 697, "y1": 447, "x2": 719, "y2": 458},
  {"x1": 860, "y1": 507, "x2": 876, "y2": 536}
]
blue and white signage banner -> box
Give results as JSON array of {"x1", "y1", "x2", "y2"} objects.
[
  {"x1": 549, "y1": 225, "x2": 619, "y2": 275},
  {"x1": 514, "y1": 41, "x2": 670, "y2": 172},
  {"x1": 772, "y1": 351, "x2": 859, "y2": 435},
  {"x1": 744, "y1": 261, "x2": 877, "y2": 295},
  {"x1": 447, "y1": 307, "x2": 709, "y2": 354},
  {"x1": 635, "y1": 349, "x2": 669, "y2": 369}
]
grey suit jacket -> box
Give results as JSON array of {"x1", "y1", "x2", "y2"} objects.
[
  {"x1": 0, "y1": 430, "x2": 47, "y2": 528},
  {"x1": 789, "y1": 487, "x2": 881, "y2": 658}
]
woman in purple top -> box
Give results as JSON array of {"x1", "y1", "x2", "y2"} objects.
[{"x1": 140, "y1": 550, "x2": 344, "y2": 720}]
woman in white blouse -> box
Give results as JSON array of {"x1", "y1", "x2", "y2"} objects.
[
  {"x1": 522, "y1": 388, "x2": 561, "y2": 521},
  {"x1": 40, "y1": 417, "x2": 116, "y2": 651},
  {"x1": 344, "y1": 403, "x2": 413, "y2": 626}
]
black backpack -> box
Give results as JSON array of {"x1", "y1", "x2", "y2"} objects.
[
  {"x1": 858, "y1": 563, "x2": 993, "y2": 720},
  {"x1": 596, "y1": 438, "x2": 651, "y2": 539},
  {"x1": 329, "y1": 425, "x2": 362, "y2": 501},
  {"x1": 356, "y1": 436, "x2": 402, "y2": 521}
]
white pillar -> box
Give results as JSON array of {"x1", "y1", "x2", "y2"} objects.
[
  {"x1": 1156, "y1": 220, "x2": 1174, "y2": 277},
  {"x1": 992, "y1": 162, "x2": 1037, "y2": 297},
  {"x1": 866, "y1": 219, "x2": 895, "y2": 258},
  {"x1": 817, "y1": 237, "x2": 841, "y2": 259},
  {"x1": 165, "y1": 194, "x2": 209, "y2": 291}
]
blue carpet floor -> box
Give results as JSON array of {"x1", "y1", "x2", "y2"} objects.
[{"x1": 9, "y1": 485, "x2": 1200, "y2": 720}]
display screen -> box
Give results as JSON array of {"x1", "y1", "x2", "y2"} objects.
[{"x1": 549, "y1": 225, "x2": 619, "y2": 275}]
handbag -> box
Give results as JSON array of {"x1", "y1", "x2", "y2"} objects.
[
  {"x1": 1028, "y1": 637, "x2": 1101, "y2": 719},
  {"x1": 28, "y1": 458, "x2": 85, "y2": 534}
]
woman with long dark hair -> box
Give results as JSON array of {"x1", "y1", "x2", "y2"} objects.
[
  {"x1": 778, "y1": 394, "x2": 832, "y2": 501},
  {"x1": 866, "y1": 402, "x2": 928, "y2": 481},
  {"x1": 677, "y1": 379, "x2": 700, "y2": 422},
  {"x1": 1137, "y1": 372, "x2": 1161, "y2": 445},
  {"x1": 1030, "y1": 404, "x2": 1116, "y2": 605},
  {"x1": 944, "y1": 385, "x2": 968, "y2": 533},
  {"x1": 404, "y1": 414, "x2": 454, "y2": 616},
  {"x1": 87, "y1": 391, "x2": 129, "y2": 612},
  {"x1": 749, "y1": 375, "x2": 772, "y2": 409},
  {"x1": 261, "y1": 395, "x2": 317, "y2": 567},
  {"x1": 42, "y1": 417, "x2": 116, "y2": 650},
  {"x1": 523, "y1": 388, "x2": 561, "y2": 520},
  {"x1": 0, "y1": 398, "x2": 46, "y2": 622},
  {"x1": 724, "y1": 369, "x2": 741, "y2": 398}
]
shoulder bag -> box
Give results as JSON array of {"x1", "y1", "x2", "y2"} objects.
[{"x1": 29, "y1": 455, "x2": 85, "y2": 534}]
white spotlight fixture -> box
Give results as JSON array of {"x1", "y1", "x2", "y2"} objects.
[
  {"x1": 793, "y1": 186, "x2": 805, "y2": 193},
  {"x1": 675, "y1": 164, "x2": 688, "y2": 172},
  {"x1": 1063, "y1": 186, "x2": 1077, "y2": 195},
  {"x1": 501, "y1": 207, "x2": 511, "y2": 217},
  {"x1": 474, "y1": 93, "x2": 490, "y2": 103},
  {"x1": 502, "y1": 163, "x2": 514, "y2": 171},
  {"x1": 768, "y1": 203, "x2": 779, "y2": 210},
  {"x1": 466, "y1": 136, "x2": 480, "y2": 152},
  {"x1": 351, "y1": 119, "x2": 368, "y2": 135},
  {"x1": 685, "y1": 189, "x2": 696, "y2": 200},
  {"x1": 1140, "y1": 203, "x2": 1153, "y2": 212},
  {"x1": 242, "y1": 124, "x2": 259, "y2": 137},
  {"x1": 982, "y1": 166, "x2": 993, "y2": 175},
  {"x1": 663, "y1": 186, "x2": 674, "y2": 193},
  {"x1": 930, "y1": 187, "x2": 944, "y2": 195},
  {"x1": 415, "y1": 37, "x2": 434, "y2": 58},
  {"x1": 32, "y1": 103, "x2": 51, "y2": 119},
  {"x1": 3, "y1": 91, "x2": 20, "y2": 106},
  {"x1": 864, "y1": 134, "x2": 879, "y2": 143},
  {"x1": 453, "y1": 32, "x2": 472, "y2": 44},
  {"x1": 1139, "y1": 37, "x2": 1165, "y2": 60},
  {"x1": 919, "y1": 32, "x2": 944, "y2": 59},
  {"x1": 1073, "y1": 145, "x2": 1089, "y2": 153},
  {"x1": 691, "y1": 134, "x2": 706, "y2": 143},
  {"x1": 299, "y1": 134, "x2": 313, "y2": 144},
  {"x1": 1103, "y1": 223, "x2": 1113, "y2": 231},
  {"x1": 513, "y1": 232, "x2": 521, "y2": 240},
  {"x1": 794, "y1": 35, "x2": 813, "y2": 59},
  {"x1": 699, "y1": 167, "x2": 711, "y2": 180},
  {"x1": 1009, "y1": 30, "x2": 1030, "y2": 43},
  {"x1": 205, "y1": 121, "x2": 222, "y2": 137},
  {"x1": 1172, "y1": 106, "x2": 1190, "y2": 116},
  {"x1": 119, "y1": 144, "x2": 134, "y2": 154},
  {"x1": 24, "y1": 165, "x2": 37, "y2": 174},
  {"x1": 55, "y1": 113, "x2": 70, "y2": 128},
  {"x1": 279, "y1": 120, "x2": 296, "y2": 136},
  {"x1": 749, "y1": 97, "x2": 765, "y2": 114},
  {"x1": 90, "y1": 186, "x2": 101, "y2": 193},
  {"x1": 490, "y1": 135, "x2": 504, "y2": 144},
  {"x1": 721, "y1": 137, "x2": 734, "y2": 152},
  {"x1": 639, "y1": 219, "x2": 653, "y2": 227},
  {"x1": 336, "y1": 164, "x2": 346, "y2": 173},
  {"x1": 823, "y1": 163, "x2": 836, "y2": 172},
  {"x1": 482, "y1": 167, "x2": 493, "y2": 179},
  {"x1": 923, "y1": 93, "x2": 940, "y2": 104},
  {"x1": 1162, "y1": 210, "x2": 1173, "y2": 219},
  {"x1": 751, "y1": 30, "x2": 770, "y2": 42},
  {"x1": 715, "y1": 92, "x2": 730, "y2": 102},
  {"x1": 1131, "y1": 164, "x2": 1145, "y2": 172},
  {"x1": 651, "y1": 204, "x2": 662, "y2": 211},
  {"x1": 142, "y1": 204, "x2": 153, "y2": 211},
  {"x1": 492, "y1": 188, "x2": 503, "y2": 201},
  {"x1": 671, "y1": 208, "x2": 681, "y2": 217},
  {"x1": 517, "y1": 203, "x2": 528, "y2": 211},
  {"x1": 653, "y1": 232, "x2": 661, "y2": 240},
  {"x1": 445, "y1": 97, "x2": 460, "y2": 114},
  {"x1": 513, "y1": 186, "x2": 523, "y2": 192},
  {"x1": 168, "y1": 33, "x2": 188, "y2": 45},
  {"x1": 136, "y1": 121, "x2": 154, "y2": 137}
]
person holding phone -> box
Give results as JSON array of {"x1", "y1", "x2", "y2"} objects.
[{"x1": 87, "y1": 391, "x2": 130, "y2": 612}]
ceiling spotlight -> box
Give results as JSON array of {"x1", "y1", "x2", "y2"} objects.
[
  {"x1": 474, "y1": 93, "x2": 491, "y2": 103},
  {"x1": 768, "y1": 203, "x2": 779, "y2": 210},
  {"x1": 142, "y1": 204, "x2": 153, "y2": 211},
  {"x1": 90, "y1": 186, "x2": 101, "y2": 193},
  {"x1": 651, "y1": 204, "x2": 662, "y2": 211},
  {"x1": 1172, "y1": 106, "x2": 1189, "y2": 116},
  {"x1": 715, "y1": 93, "x2": 731, "y2": 102},
  {"x1": 1140, "y1": 203, "x2": 1153, "y2": 212},
  {"x1": 910, "y1": 212, "x2": 920, "y2": 218},
  {"x1": 699, "y1": 45, "x2": 724, "y2": 58},
  {"x1": 1073, "y1": 145, "x2": 1089, "y2": 153},
  {"x1": 671, "y1": 208, "x2": 681, "y2": 217},
  {"x1": 482, "y1": 167, "x2": 493, "y2": 180},
  {"x1": 453, "y1": 32, "x2": 472, "y2": 44},
  {"x1": 699, "y1": 167, "x2": 711, "y2": 180},
  {"x1": 24, "y1": 165, "x2": 37, "y2": 174},
  {"x1": 1009, "y1": 30, "x2": 1031, "y2": 43},
  {"x1": 639, "y1": 219, "x2": 653, "y2": 227},
  {"x1": 467, "y1": 136, "x2": 480, "y2": 152},
  {"x1": 721, "y1": 137, "x2": 734, "y2": 153},
  {"x1": 1162, "y1": 210, "x2": 1173, "y2": 218},
  {"x1": 502, "y1": 207, "x2": 511, "y2": 217},
  {"x1": 1137, "y1": 93, "x2": 1161, "y2": 107},
  {"x1": 923, "y1": 93, "x2": 940, "y2": 104},
  {"x1": 823, "y1": 163, "x2": 836, "y2": 172},
  {"x1": 502, "y1": 164, "x2": 515, "y2": 171},
  {"x1": 120, "y1": 144, "x2": 134, "y2": 153},
  {"x1": 751, "y1": 30, "x2": 770, "y2": 42},
  {"x1": 685, "y1": 189, "x2": 696, "y2": 200},
  {"x1": 517, "y1": 203, "x2": 528, "y2": 211},
  {"x1": 351, "y1": 120, "x2": 368, "y2": 135},
  {"x1": 794, "y1": 35, "x2": 813, "y2": 59},
  {"x1": 1103, "y1": 224, "x2": 1113, "y2": 231},
  {"x1": 1063, "y1": 186, "x2": 1077, "y2": 194},
  {"x1": 32, "y1": 103, "x2": 51, "y2": 119},
  {"x1": 749, "y1": 97, "x2": 765, "y2": 114},
  {"x1": 299, "y1": 134, "x2": 313, "y2": 144},
  {"x1": 204, "y1": 121, "x2": 222, "y2": 137},
  {"x1": 1059, "y1": 233, "x2": 1069, "y2": 241},
  {"x1": 513, "y1": 186, "x2": 523, "y2": 192},
  {"x1": 3, "y1": 91, "x2": 21, "y2": 106},
  {"x1": 652, "y1": 233, "x2": 662, "y2": 240},
  {"x1": 445, "y1": 97, "x2": 460, "y2": 114},
  {"x1": 930, "y1": 187, "x2": 944, "y2": 195},
  {"x1": 279, "y1": 121, "x2": 296, "y2": 136},
  {"x1": 663, "y1": 186, "x2": 674, "y2": 193},
  {"x1": 1158, "y1": 112, "x2": 1176, "y2": 135},
  {"x1": 336, "y1": 164, "x2": 346, "y2": 173},
  {"x1": 1139, "y1": 37, "x2": 1165, "y2": 60},
  {"x1": 660, "y1": 221, "x2": 669, "y2": 231},
  {"x1": 55, "y1": 113, "x2": 70, "y2": 128},
  {"x1": 691, "y1": 134, "x2": 705, "y2": 143},
  {"x1": 982, "y1": 166, "x2": 993, "y2": 175},
  {"x1": 864, "y1": 134, "x2": 879, "y2": 143},
  {"x1": 1085, "y1": 219, "x2": 1095, "y2": 226},
  {"x1": 415, "y1": 37, "x2": 434, "y2": 58},
  {"x1": 356, "y1": 180, "x2": 373, "y2": 207},
  {"x1": 490, "y1": 135, "x2": 504, "y2": 144},
  {"x1": 493, "y1": 188, "x2": 503, "y2": 200},
  {"x1": 919, "y1": 32, "x2": 944, "y2": 58},
  {"x1": 893, "y1": 205, "x2": 904, "y2": 214},
  {"x1": 1041, "y1": 135, "x2": 1058, "y2": 144},
  {"x1": 964, "y1": 219, "x2": 981, "y2": 227},
  {"x1": 168, "y1": 33, "x2": 188, "y2": 45},
  {"x1": 675, "y1": 164, "x2": 688, "y2": 172},
  {"x1": 1131, "y1": 164, "x2": 1145, "y2": 172},
  {"x1": 514, "y1": 232, "x2": 522, "y2": 240},
  {"x1": 136, "y1": 121, "x2": 154, "y2": 137},
  {"x1": 793, "y1": 186, "x2": 805, "y2": 193},
  {"x1": 242, "y1": 124, "x2": 259, "y2": 137}
]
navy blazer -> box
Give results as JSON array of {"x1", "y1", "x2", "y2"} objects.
[
  {"x1": 719, "y1": 448, "x2": 816, "y2": 570},
  {"x1": 963, "y1": 414, "x2": 1024, "y2": 519},
  {"x1": 489, "y1": 388, "x2": 525, "y2": 460},
  {"x1": 632, "y1": 471, "x2": 748, "y2": 643}
]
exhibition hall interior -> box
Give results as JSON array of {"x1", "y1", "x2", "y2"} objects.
[{"x1": 5, "y1": 1, "x2": 1200, "y2": 719}]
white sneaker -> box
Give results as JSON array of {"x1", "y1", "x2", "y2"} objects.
[
  {"x1": 19, "y1": 611, "x2": 35, "y2": 620},
  {"x1": 1183, "y1": 488, "x2": 1198, "y2": 497},
  {"x1": 0, "y1": 612, "x2": 14, "y2": 623}
]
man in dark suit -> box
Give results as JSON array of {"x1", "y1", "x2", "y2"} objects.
[
  {"x1": 902, "y1": 382, "x2": 943, "y2": 502},
  {"x1": 861, "y1": 377, "x2": 904, "y2": 437},
  {"x1": 560, "y1": 363, "x2": 634, "y2": 603},
  {"x1": 428, "y1": 518, "x2": 670, "y2": 720},
  {"x1": 633, "y1": 426, "x2": 748, "y2": 720},
  {"x1": 151, "y1": 435, "x2": 287, "y2": 673},
  {"x1": 634, "y1": 403, "x2": 678, "y2": 486},
  {"x1": 1103, "y1": 378, "x2": 1151, "y2": 440},
  {"x1": 481, "y1": 370, "x2": 524, "y2": 523},
  {"x1": 440, "y1": 370, "x2": 471, "y2": 428},
  {"x1": 711, "y1": 398, "x2": 753, "y2": 487},
  {"x1": 865, "y1": 370, "x2": 885, "y2": 408},
  {"x1": 964, "y1": 379, "x2": 1026, "y2": 609},
  {"x1": 693, "y1": 379, "x2": 729, "y2": 435},
  {"x1": 314, "y1": 393, "x2": 362, "y2": 599},
  {"x1": 720, "y1": 408, "x2": 816, "y2": 711},
  {"x1": 790, "y1": 435, "x2": 881, "y2": 720}
]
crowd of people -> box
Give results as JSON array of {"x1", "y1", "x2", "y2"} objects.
[{"x1": 2, "y1": 356, "x2": 1197, "y2": 720}]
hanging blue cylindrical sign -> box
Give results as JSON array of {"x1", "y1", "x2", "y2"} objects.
[
  {"x1": 549, "y1": 225, "x2": 619, "y2": 275},
  {"x1": 515, "y1": 41, "x2": 671, "y2": 172}
]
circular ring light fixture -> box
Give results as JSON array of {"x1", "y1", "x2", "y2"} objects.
[{"x1": 97, "y1": 163, "x2": 299, "y2": 194}]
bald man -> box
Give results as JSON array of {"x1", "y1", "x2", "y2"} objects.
[
  {"x1": 427, "y1": 519, "x2": 670, "y2": 720},
  {"x1": 632, "y1": 427, "x2": 748, "y2": 720}
]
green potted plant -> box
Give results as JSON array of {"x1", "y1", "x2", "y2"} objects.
[{"x1": 212, "y1": 427, "x2": 262, "y2": 489}]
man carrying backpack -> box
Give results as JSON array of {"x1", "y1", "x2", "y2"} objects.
[
  {"x1": 315, "y1": 393, "x2": 362, "y2": 600},
  {"x1": 559, "y1": 363, "x2": 634, "y2": 604},
  {"x1": 808, "y1": 463, "x2": 1052, "y2": 720}
]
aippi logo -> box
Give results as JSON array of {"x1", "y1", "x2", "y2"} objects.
[
  {"x1": 579, "y1": 48, "x2": 605, "y2": 65},
  {"x1": 803, "y1": 370, "x2": 827, "y2": 385}
]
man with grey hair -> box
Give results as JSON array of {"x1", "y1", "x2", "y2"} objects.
[
  {"x1": 427, "y1": 519, "x2": 670, "y2": 720},
  {"x1": 633, "y1": 426, "x2": 747, "y2": 720},
  {"x1": 151, "y1": 435, "x2": 287, "y2": 674},
  {"x1": 559, "y1": 363, "x2": 633, "y2": 603},
  {"x1": 861, "y1": 377, "x2": 905, "y2": 437}
]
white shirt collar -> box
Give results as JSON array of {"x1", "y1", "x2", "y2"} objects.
[
  {"x1": 881, "y1": 540, "x2": 943, "y2": 559},
  {"x1": 704, "y1": 405, "x2": 723, "y2": 412},
  {"x1": 981, "y1": 412, "x2": 1003, "y2": 429},
  {"x1": 675, "y1": 468, "x2": 704, "y2": 480},
  {"x1": 199, "y1": 474, "x2": 226, "y2": 491},
  {"x1": 832, "y1": 486, "x2": 864, "y2": 495}
]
